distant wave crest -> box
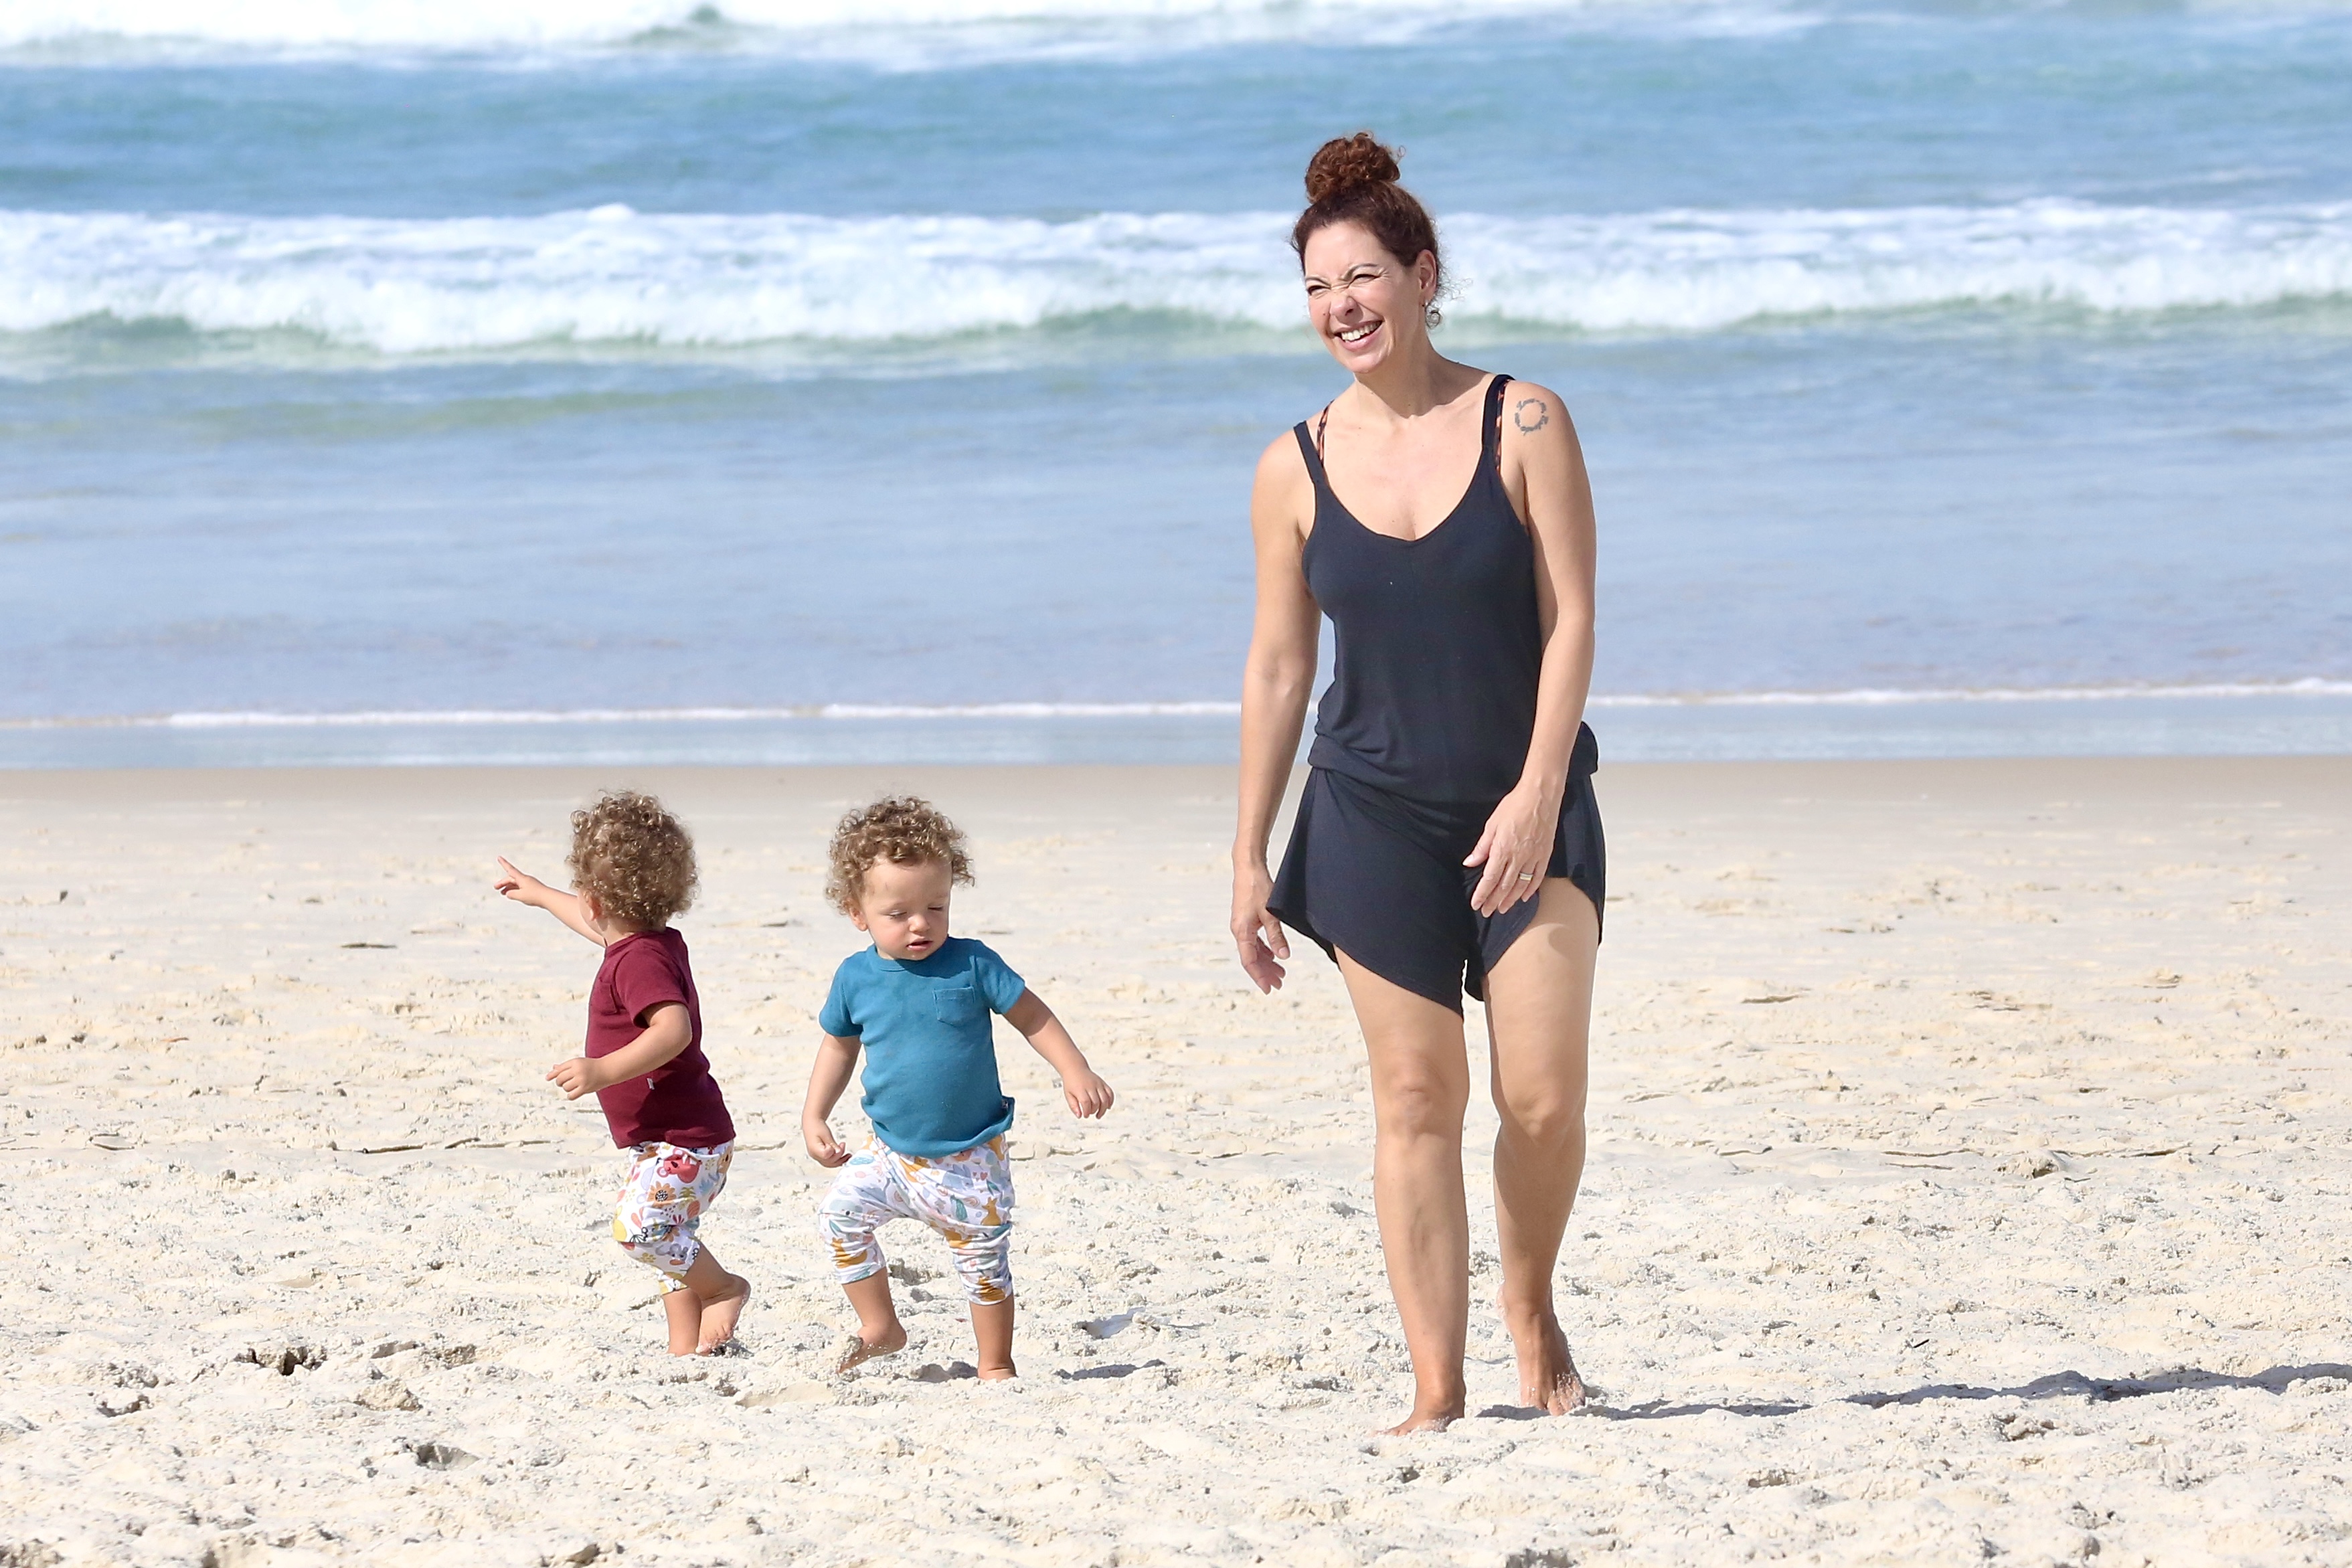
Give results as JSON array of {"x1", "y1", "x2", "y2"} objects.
[
  {"x1": 5, "y1": 0, "x2": 2336, "y2": 62},
  {"x1": 3, "y1": 200, "x2": 2349, "y2": 356},
  {"x1": 3, "y1": 0, "x2": 1626, "y2": 54}
]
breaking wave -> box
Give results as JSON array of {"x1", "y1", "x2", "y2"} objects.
[{"x1": 3, "y1": 199, "x2": 2349, "y2": 359}]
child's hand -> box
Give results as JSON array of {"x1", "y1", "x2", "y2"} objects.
[
  {"x1": 495, "y1": 857, "x2": 553, "y2": 906},
  {"x1": 1062, "y1": 1068, "x2": 1114, "y2": 1120},
  {"x1": 547, "y1": 1056, "x2": 608, "y2": 1100},
  {"x1": 803, "y1": 1116, "x2": 849, "y2": 1168}
]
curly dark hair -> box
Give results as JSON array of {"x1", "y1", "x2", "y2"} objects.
[
  {"x1": 826, "y1": 795, "x2": 973, "y2": 916},
  {"x1": 566, "y1": 790, "x2": 698, "y2": 930},
  {"x1": 1290, "y1": 131, "x2": 1444, "y2": 302}
]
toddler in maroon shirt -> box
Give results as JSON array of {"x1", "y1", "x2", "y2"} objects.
[{"x1": 495, "y1": 790, "x2": 749, "y2": 1356}]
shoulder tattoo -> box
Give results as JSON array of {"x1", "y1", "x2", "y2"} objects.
[{"x1": 1511, "y1": 397, "x2": 1551, "y2": 435}]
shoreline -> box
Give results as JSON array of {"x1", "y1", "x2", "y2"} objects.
[
  {"x1": 4, "y1": 757, "x2": 2348, "y2": 1564},
  {"x1": 5, "y1": 748, "x2": 2351, "y2": 800},
  {"x1": 7, "y1": 690, "x2": 2352, "y2": 772}
]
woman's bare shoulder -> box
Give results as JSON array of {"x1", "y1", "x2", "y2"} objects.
[
  {"x1": 1497, "y1": 379, "x2": 1576, "y2": 443},
  {"x1": 1256, "y1": 422, "x2": 1304, "y2": 464},
  {"x1": 1252, "y1": 422, "x2": 1314, "y2": 493},
  {"x1": 1250, "y1": 422, "x2": 1319, "y2": 550}
]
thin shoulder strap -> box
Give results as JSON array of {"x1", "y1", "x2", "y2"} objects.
[
  {"x1": 1482, "y1": 373, "x2": 1513, "y2": 472},
  {"x1": 1292, "y1": 407, "x2": 1335, "y2": 492}
]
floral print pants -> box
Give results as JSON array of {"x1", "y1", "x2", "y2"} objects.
[
  {"x1": 819, "y1": 1135, "x2": 1014, "y2": 1304},
  {"x1": 612, "y1": 1139, "x2": 733, "y2": 1292}
]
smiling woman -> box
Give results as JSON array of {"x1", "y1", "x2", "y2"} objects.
[
  {"x1": 1290, "y1": 133, "x2": 1445, "y2": 340},
  {"x1": 1231, "y1": 132, "x2": 1609, "y2": 1434}
]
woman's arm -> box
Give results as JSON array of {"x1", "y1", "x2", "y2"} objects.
[
  {"x1": 1232, "y1": 433, "x2": 1323, "y2": 993},
  {"x1": 801, "y1": 1033, "x2": 863, "y2": 1167},
  {"x1": 546, "y1": 1001, "x2": 691, "y2": 1098},
  {"x1": 1462, "y1": 380, "x2": 1598, "y2": 917}
]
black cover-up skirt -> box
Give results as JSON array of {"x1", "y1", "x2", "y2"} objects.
[{"x1": 1267, "y1": 723, "x2": 1604, "y2": 1013}]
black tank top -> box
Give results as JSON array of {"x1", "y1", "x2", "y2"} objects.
[{"x1": 1295, "y1": 373, "x2": 1547, "y2": 804}]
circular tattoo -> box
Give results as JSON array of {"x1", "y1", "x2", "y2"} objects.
[{"x1": 1512, "y1": 397, "x2": 1551, "y2": 434}]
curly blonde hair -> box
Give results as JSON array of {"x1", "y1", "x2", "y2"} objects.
[
  {"x1": 826, "y1": 795, "x2": 973, "y2": 916},
  {"x1": 567, "y1": 790, "x2": 698, "y2": 930}
]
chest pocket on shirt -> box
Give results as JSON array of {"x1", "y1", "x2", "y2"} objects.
[{"x1": 934, "y1": 984, "x2": 985, "y2": 1025}]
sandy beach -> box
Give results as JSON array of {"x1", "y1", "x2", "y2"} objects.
[{"x1": 3, "y1": 756, "x2": 2348, "y2": 1567}]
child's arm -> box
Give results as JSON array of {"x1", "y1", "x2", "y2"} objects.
[
  {"x1": 801, "y1": 1033, "x2": 863, "y2": 1167},
  {"x1": 493, "y1": 857, "x2": 606, "y2": 946},
  {"x1": 547, "y1": 1003, "x2": 691, "y2": 1100},
  {"x1": 1004, "y1": 990, "x2": 1114, "y2": 1119}
]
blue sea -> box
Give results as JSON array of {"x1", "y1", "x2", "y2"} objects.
[{"x1": 3, "y1": 0, "x2": 2349, "y2": 766}]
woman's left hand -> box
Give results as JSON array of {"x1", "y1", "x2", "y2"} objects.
[{"x1": 1463, "y1": 780, "x2": 1561, "y2": 917}]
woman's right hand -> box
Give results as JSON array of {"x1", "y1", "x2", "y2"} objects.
[{"x1": 1232, "y1": 862, "x2": 1290, "y2": 994}]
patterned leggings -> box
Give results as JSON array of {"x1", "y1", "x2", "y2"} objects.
[
  {"x1": 819, "y1": 1136, "x2": 1015, "y2": 1304},
  {"x1": 612, "y1": 1139, "x2": 733, "y2": 1292}
]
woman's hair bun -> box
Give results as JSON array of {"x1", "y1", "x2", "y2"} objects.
[
  {"x1": 1290, "y1": 128, "x2": 1440, "y2": 290},
  {"x1": 1305, "y1": 132, "x2": 1401, "y2": 205}
]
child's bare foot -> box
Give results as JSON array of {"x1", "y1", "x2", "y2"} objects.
[
  {"x1": 837, "y1": 1271, "x2": 906, "y2": 1373},
  {"x1": 970, "y1": 1296, "x2": 1016, "y2": 1382},
  {"x1": 835, "y1": 1324, "x2": 907, "y2": 1374},
  {"x1": 662, "y1": 1285, "x2": 704, "y2": 1357},
  {"x1": 696, "y1": 1272, "x2": 751, "y2": 1354}
]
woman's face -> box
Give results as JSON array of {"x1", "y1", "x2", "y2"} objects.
[{"x1": 1301, "y1": 220, "x2": 1435, "y2": 375}]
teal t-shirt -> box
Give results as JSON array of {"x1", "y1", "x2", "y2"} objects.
[{"x1": 817, "y1": 936, "x2": 1027, "y2": 1158}]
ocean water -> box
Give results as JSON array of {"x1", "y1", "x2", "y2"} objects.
[{"x1": 3, "y1": 0, "x2": 2349, "y2": 766}]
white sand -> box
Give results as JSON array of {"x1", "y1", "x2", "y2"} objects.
[{"x1": 3, "y1": 758, "x2": 2348, "y2": 1567}]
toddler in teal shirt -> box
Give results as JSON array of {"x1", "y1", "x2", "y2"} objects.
[{"x1": 801, "y1": 796, "x2": 1114, "y2": 1380}]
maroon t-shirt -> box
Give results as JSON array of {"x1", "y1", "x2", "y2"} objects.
[{"x1": 586, "y1": 928, "x2": 734, "y2": 1150}]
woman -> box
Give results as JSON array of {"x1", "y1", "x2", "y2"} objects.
[{"x1": 1231, "y1": 133, "x2": 1605, "y2": 1433}]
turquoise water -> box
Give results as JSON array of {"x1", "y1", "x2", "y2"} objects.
[{"x1": 3, "y1": 1, "x2": 2349, "y2": 764}]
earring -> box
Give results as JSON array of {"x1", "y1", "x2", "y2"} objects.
[{"x1": 1425, "y1": 303, "x2": 1443, "y2": 328}]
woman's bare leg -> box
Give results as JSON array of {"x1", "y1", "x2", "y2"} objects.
[
  {"x1": 1335, "y1": 952, "x2": 1472, "y2": 1433},
  {"x1": 1480, "y1": 877, "x2": 1600, "y2": 1413}
]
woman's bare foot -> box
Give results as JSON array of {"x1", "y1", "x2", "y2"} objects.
[
  {"x1": 977, "y1": 1363, "x2": 1017, "y2": 1382},
  {"x1": 1509, "y1": 1312, "x2": 1587, "y2": 1414},
  {"x1": 835, "y1": 1324, "x2": 907, "y2": 1374},
  {"x1": 1380, "y1": 1399, "x2": 1463, "y2": 1435},
  {"x1": 1380, "y1": 1374, "x2": 1466, "y2": 1433},
  {"x1": 695, "y1": 1273, "x2": 751, "y2": 1354}
]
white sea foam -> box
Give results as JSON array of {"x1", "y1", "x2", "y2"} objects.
[
  {"x1": 0, "y1": 702, "x2": 1246, "y2": 730},
  {"x1": 0, "y1": 0, "x2": 1701, "y2": 55},
  {"x1": 11, "y1": 0, "x2": 2337, "y2": 57},
  {"x1": 7, "y1": 683, "x2": 2349, "y2": 731},
  {"x1": 1450, "y1": 201, "x2": 2352, "y2": 329},
  {"x1": 1588, "y1": 678, "x2": 2352, "y2": 707},
  {"x1": 3, "y1": 199, "x2": 2348, "y2": 357}
]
